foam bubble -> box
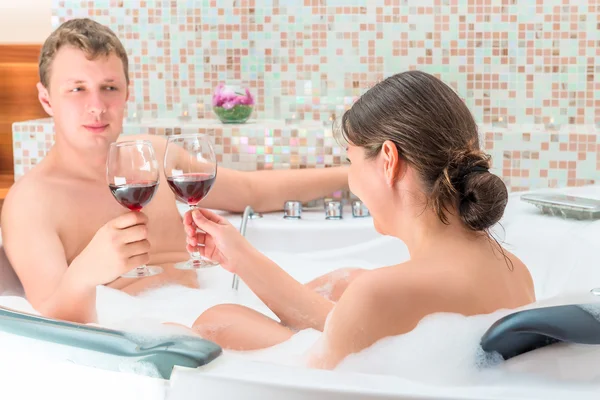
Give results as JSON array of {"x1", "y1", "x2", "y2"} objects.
[
  {"x1": 5, "y1": 236, "x2": 600, "y2": 393},
  {"x1": 576, "y1": 303, "x2": 600, "y2": 322},
  {"x1": 93, "y1": 254, "x2": 368, "y2": 331},
  {"x1": 333, "y1": 311, "x2": 511, "y2": 386},
  {"x1": 223, "y1": 328, "x2": 322, "y2": 367},
  {"x1": 116, "y1": 318, "x2": 197, "y2": 347},
  {"x1": 473, "y1": 346, "x2": 504, "y2": 371},
  {"x1": 333, "y1": 305, "x2": 600, "y2": 388},
  {"x1": 89, "y1": 251, "x2": 600, "y2": 391},
  {"x1": 312, "y1": 282, "x2": 334, "y2": 300},
  {"x1": 119, "y1": 359, "x2": 162, "y2": 379}
]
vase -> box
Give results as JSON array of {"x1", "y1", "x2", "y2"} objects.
[
  {"x1": 212, "y1": 83, "x2": 254, "y2": 124},
  {"x1": 213, "y1": 104, "x2": 254, "y2": 124}
]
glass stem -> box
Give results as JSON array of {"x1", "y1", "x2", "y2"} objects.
[
  {"x1": 133, "y1": 208, "x2": 150, "y2": 276},
  {"x1": 136, "y1": 265, "x2": 149, "y2": 276},
  {"x1": 189, "y1": 205, "x2": 204, "y2": 262}
]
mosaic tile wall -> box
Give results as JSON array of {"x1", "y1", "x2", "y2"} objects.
[
  {"x1": 12, "y1": 120, "x2": 600, "y2": 192},
  {"x1": 51, "y1": 0, "x2": 600, "y2": 125},
  {"x1": 12, "y1": 1, "x2": 600, "y2": 192}
]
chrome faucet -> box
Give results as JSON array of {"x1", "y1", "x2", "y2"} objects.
[
  {"x1": 283, "y1": 200, "x2": 302, "y2": 219},
  {"x1": 352, "y1": 200, "x2": 370, "y2": 217},
  {"x1": 282, "y1": 198, "x2": 370, "y2": 220},
  {"x1": 232, "y1": 205, "x2": 258, "y2": 290},
  {"x1": 324, "y1": 200, "x2": 343, "y2": 219}
]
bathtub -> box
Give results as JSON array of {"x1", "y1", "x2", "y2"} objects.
[{"x1": 2, "y1": 186, "x2": 600, "y2": 400}]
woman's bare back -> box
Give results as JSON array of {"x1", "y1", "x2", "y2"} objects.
[{"x1": 369, "y1": 239, "x2": 535, "y2": 322}]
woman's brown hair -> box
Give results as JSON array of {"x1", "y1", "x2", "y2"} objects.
[{"x1": 340, "y1": 70, "x2": 508, "y2": 232}]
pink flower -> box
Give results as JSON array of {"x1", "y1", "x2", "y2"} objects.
[
  {"x1": 212, "y1": 83, "x2": 224, "y2": 106},
  {"x1": 222, "y1": 101, "x2": 236, "y2": 110},
  {"x1": 239, "y1": 88, "x2": 254, "y2": 105},
  {"x1": 220, "y1": 86, "x2": 236, "y2": 98},
  {"x1": 212, "y1": 84, "x2": 254, "y2": 107}
]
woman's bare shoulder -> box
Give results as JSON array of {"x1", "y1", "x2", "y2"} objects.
[
  {"x1": 357, "y1": 260, "x2": 456, "y2": 292},
  {"x1": 312, "y1": 262, "x2": 454, "y2": 369},
  {"x1": 358, "y1": 249, "x2": 535, "y2": 313},
  {"x1": 348, "y1": 259, "x2": 482, "y2": 328},
  {"x1": 345, "y1": 261, "x2": 454, "y2": 315}
]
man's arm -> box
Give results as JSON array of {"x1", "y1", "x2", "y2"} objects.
[
  {"x1": 131, "y1": 134, "x2": 349, "y2": 214},
  {"x1": 201, "y1": 166, "x2": 349, "y2": 213},
  {"x1": 1, "y1": 184, "x2": 97, "y2": 323}
]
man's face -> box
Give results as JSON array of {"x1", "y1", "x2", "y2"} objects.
[{"x1": 37, "y1": 45, "x2": 129, "y2": 152}]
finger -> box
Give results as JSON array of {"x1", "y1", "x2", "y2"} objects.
[
  {"x1": 183, "y1": 209, "x2": 195, "y2": 227},
  {"x1": 183, "y1": 211, "x2": 200, "y2": 236},
  {"x1": 113, "y1": 211, "x2": 148, "y2": 229},
  {"x1": 184, "y1": 223, "x2": 197, "y2": 237},
  {"x1": 186, "y1": 231, "x2": 206, "y2": 247},
  {"x1": 191, "y1": 209, "x2": 219, "y2": 234},
  {"x1": 186, "y1": 243, "x2": 207, "y2": 257},
  {"x1": 127, "y1": 253, "x2": 151, "y2": 270},
  {"x1": 120, "y1": 224, "x2": 149, "y2": 244},
  {"x1": 186, "y1": 235, "x2": 196, "y2": 247},
  {"x1": 197, "y1": 208, "x2": 228, "y2": 225},
  {"x1": 124, "y1": 239, "x2": 151, "y2": 258},
  {"x1": 203, "y1": 236, "x2": 219, "y2": 261}
]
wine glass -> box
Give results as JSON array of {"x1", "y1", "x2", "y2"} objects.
[
  {"x1": 106, "y1": 140, "x2": 163, "y2": 278},
  {"x1": 164, "y1": 133, "x2": 219, "y2": 269}
]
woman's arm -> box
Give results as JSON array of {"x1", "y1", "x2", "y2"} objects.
[
  {"x1": 188, "y1": 208, "x2": 334, "y2": 331},
  {"x1": 234, "y1": 246, "x2": 335, "y2": 331},
  {"x1": 307, "y1": 267, "x2": 431, "y2": 370},
  {"x1": 188, "y1": 208, "x2": 436, "y2": 366}
]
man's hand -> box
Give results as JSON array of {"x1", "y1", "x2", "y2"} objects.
[{"x1": 71, "y1": 211, "x2": 151, "y2": 287}]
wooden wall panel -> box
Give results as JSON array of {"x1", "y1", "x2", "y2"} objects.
[{"x1": 0, "y1": 44, "x2": 47, "y2": 176}]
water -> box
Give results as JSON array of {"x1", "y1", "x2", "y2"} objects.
[
  {"x1": 334, "y1": 291, "x2": 600, "y2": 388},
  {"x1": 118, "y1": 359, "x2": 163, "y2": 379},
  {"x1": 90, "y1": 283, "x2": 600, "y2": 392},
  {"x1": 83, "y1": 251, "x2": 600, "y2": 390},
  {"x1": 3, "y1": 247, "x2": 600, "y2": 391},
  {"x1": 335, "y1": 312, "x2": 508, "y2": 386},
  {"x1": 4, "y1": 188, "x2": 600, "y2": 395}
]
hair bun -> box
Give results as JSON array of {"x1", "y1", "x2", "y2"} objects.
[
  {"x1": 430, "y1": 150, "x2": 507, "y2": 232},
  {"x1": 455, "y1": 157, "x2": 507, "y2": 231}
]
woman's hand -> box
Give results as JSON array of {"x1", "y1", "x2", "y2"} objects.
[{"x1": 183, "y1": 208, "x2": 253, "y2": 273}]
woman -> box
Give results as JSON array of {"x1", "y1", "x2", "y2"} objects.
[{"x1": 184, "y1": 70, "x2": 535, "y2": 369}]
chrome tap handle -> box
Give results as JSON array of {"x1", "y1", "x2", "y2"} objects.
[
  {"x1": 283, "y1": 200, "x2": 302, "y2": 219},
  {"x1": 351, "y1": 200, "x2": 370, "y2": 218},
  {"x1": 324, "y1": 200, "x2": 343, "y2": 220}
]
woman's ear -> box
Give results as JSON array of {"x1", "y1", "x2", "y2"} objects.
[{"x1": 381, "y1": 140, "x2": 400, "y2": 187}]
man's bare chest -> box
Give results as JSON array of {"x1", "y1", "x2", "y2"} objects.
[{"x1": 52, "y1": 183, "x2": 186, "y2": 264}]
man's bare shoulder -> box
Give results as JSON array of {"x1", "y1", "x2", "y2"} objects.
[{"x1": 2, "y1": 165, "x2": 60, "y2": 226}]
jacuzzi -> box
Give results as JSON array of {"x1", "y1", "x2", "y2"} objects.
[{"x1": 2, "y1": 186, "x2": 600, "y2": 400}]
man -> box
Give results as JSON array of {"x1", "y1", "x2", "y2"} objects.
[{"x1": 1, "y1": 18, "x2": 348, "y2": 324}]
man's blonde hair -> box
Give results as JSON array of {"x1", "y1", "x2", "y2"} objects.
[{"x1": 39, "y1": 18, "x2": 129, "y2": 88}]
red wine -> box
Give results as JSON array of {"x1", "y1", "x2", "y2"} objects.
[
  {"x1": 109, "y1": 181, "x2": 158, "y2": 211},
  {"x1": 167, "y1": 173, "x2": 216, "y2": 205}
]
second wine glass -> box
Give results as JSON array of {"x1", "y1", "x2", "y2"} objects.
[
  {"x1": 107, "y1": 140, "x2": 163, "y2": 278},
  {"x1": 164, "y1": 133, "x2": 220, "y2": 269}
]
